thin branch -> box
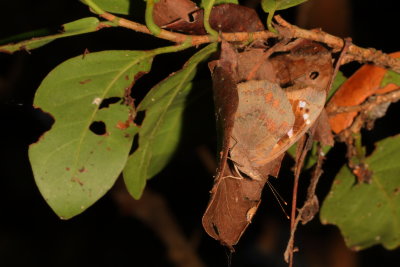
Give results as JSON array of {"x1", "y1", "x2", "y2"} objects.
[
  {"x1": 284, "y1": 144, "x2": 325, "y2": 263},
  {"x1": 99, "y1": 12, "x2": 275, "y2": 44},
  {"x1": 274, "y1": 16, "x2": 400, "y2": 72},
  {"x1": 286, "y1": 134, "x2": 314, "y2": 266},
  {"x1": 95, "y1": 12, "x2": 400, "y2": 73},
  {"x1": 112, "y1": 181, "x2": 206, "y2": 267},
  {"x1": 327, "y1": 38, "x2": 352, "y2": 92},
  {"x1": 328, "y1": 87, "x2": 400, "y2": 115}
]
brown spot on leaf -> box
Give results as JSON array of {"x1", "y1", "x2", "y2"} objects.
[
  {"x1": 116, "y1": 120, "x2": 129, "y2": 130},
  {"x1": 334, "y1": 179, "x2": 342, "y2": 185},
  {"x1": 82, "y1": 48, "x2": 90, "y2": 59},
  {"x1": 78, "y1": 167, "x2": 86, "y2": 173},
  {"x1": 71, "y1": 177, "x2": 84, "y2": 186},
  {"x1": 134, "y1": 71, "x2": 147, "y2": 82},
  {"x1": 394, "y1": 187, "x2": 400, "y2": 195},
  {"x1": 79, "y1": 79, "x2": 92, "y2": 85}
]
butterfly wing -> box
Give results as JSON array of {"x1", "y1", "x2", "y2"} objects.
[
  {"x1": 230, "y1": 80, "x2": 294, "y2": 179},
  {"x1": 266, "y1": 86, "x2": 327, "y2": 163},
  {"x1": 253, "y1": 41, "x2": 334, "y2": 165}
]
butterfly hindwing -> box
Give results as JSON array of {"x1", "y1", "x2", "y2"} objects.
[{"x1": 230, "y1": 80, "x2": 294, "y2": 180}]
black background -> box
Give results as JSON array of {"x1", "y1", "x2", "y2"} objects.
[{"x1": 1, "y1": 1, "x2": 400, "y2": 266}]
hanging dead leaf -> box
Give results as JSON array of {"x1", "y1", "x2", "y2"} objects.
[{"x1": 202, "y1": 156, "x2": 283, "y2": 248}]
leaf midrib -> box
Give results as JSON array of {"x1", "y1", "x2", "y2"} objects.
[
  {"x1": 70, "y1": 52, "x2": 151, "y2": 176},
  {"x1": 138, "y1": 61, "x2": 198, "y2": 180}
]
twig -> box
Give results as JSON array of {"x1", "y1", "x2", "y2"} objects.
[
  {"x1": 112, "y1": 181, "x2": 206, "y2": 267},
  {"x1": 93, "y1": 11, "x2": 400, "y2": 73},
  {"x1": 99, "y1": 12, "x2": 275, "y2": 44},
  {"x1": 327, "y1": 37, "x2": 352, "y2": 93},
  {"x1": 274, "y1": 16, "x2": 400, "y2": 72},
  {"x1": 328, "y1": 87, "x2": 400, "y2": 115},
  {"x1": 284, "y1": 144, "x2": 325, "y2": 263},
  {"x1": 286, "y1": 134, "x2": 314, "y2": 266}
]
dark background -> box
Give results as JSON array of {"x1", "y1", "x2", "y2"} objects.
[{"x1": 1, "y1": 0, "x2": 399, "y2": 266}]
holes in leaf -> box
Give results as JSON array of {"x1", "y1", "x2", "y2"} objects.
[
  {"x1": 89, "y1": 121, "x2": 106, "y2": 135},
  {"x1": 99, "y1": 97, "x2": 121, "y2": 109},
  {"x1": 134, "y1": 110, "x2": 146, "y2": 126},
  {"x1": 309, "y1": 71, "x2": 319, "y2": 80},
  {"x1": 188, "y1": 11, "x2": 196, "y2": 22}
]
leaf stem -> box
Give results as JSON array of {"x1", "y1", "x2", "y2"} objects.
[
  {"x1": 151, "y1": 38, "x2": 193, "y2": 56},
  {"x1": 80, "y1": 0, "x2": 105, "y2": 15},
  {"x1": 266, "y1": 11, "x2": 277, "y2": 33},
  {"x1": 145, "y1": 0, "x2": 162, "y2": 36},
  {"x1": 202, "y1": 0, "x2": 218, "y2": 40},
  {"x1": 353, "y1": 133, "x2": 366, "y2": 160}
]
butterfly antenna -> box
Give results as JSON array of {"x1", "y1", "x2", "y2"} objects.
[{"x1": 266, "y1": 179, "x2": 290, "y2": 219}]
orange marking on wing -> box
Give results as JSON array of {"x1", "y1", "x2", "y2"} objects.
[{"x1": 265, "y1": 92, "x2": 273, "y2": 103}]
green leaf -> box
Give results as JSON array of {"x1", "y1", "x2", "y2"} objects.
[
  {"x1": 123, "y1": 43, "x2": 218, "y2": 199},
  {"x1": 199, "y1": 0, "x2": 239, "y2": 36},
  {"x1": 304, "y1": 143, "x2": 331, "y2": 169},
  {"x1": 286, "y1": 142, "x2": 331, "y2": 170},
  {"x1": 90, "y1": 0, "x2": 130, "y2": 15},
  {"x1": 0, "y1": 17, "x2": 111, "y2": 54},
  {"x1": 200, "y1": 0, "x2": 239, "y2": 8},
  {"x1": 200, "y1": 0, "x2": 219, "y2": 37},
  {"x1": 261, "y1": 0, "x2": 308, "y2": 13},
  {"x1": 320, "y1": 135, "x2": 400, "y2": 250},
  {"x1": 381, "y1": 70, "x2": 400, "y2": 88},
  {"x1": 328, "y1": 71, "x2": 347, "y2": 101},
  {"x1": 29, "y1": 50, "x2": 154, "y2": 219},
  {"x1": 212, "y1": 0, "x2": 239, "y2": 5}
]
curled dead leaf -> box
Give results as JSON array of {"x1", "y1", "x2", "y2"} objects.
[
  {"x1": 153, "y1": 0, "x2": 198, "y2": 26},
  {"x1": 160, "y1": 4, "x2": 264, "y2": 34}
]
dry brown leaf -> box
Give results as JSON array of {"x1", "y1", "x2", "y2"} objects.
[
  {"x1": 161, "y1": 4, "x2": 264, "y2": 34},
  {"x1": 153, "y1": 0, "x2": 198, "y2": 26}
]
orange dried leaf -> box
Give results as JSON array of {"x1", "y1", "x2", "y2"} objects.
[{"x1": 328, "y1": 52, "x2": 400, "y2": 133}]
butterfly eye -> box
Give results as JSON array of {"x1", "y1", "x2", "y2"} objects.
[{"x1": 309, "y1": 71, "x2": 319, "y2": 80}]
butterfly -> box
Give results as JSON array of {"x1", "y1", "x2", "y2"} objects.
[
  {"x1": 202, "y1": 39, "x2": 333, "y2": 248},
  {"x1": 229, "y1": 40, "x2": 333, "y2": 180}
]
